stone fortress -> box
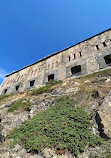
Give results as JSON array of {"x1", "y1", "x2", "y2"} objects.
[{"x1": 0, "y1": 28, "x2": 111, "y2": 95}]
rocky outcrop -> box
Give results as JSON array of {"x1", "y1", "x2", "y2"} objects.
[
  {"x1": 0, "y1": 141, "x2": 44, "y2": 158},
  {"x1": 0, "y1": 105, "x2": 29, "y2": 137},
  {"x1": 98, "y1": 94, "x2": 111, "y2": 139},
  {"x1": 79, "y1": 146, "x2": 106, "y2": 158},
  {"x1": 0, "y1": 117, "x2": 4, "y2": 143}
]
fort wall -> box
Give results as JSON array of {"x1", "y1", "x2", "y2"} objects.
[{"x1": 0, "y1": 29, "x2": 111, "y2": 95}]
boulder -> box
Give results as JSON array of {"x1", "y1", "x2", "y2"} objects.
[{"x1": 98, "y1": 95, "x2": 111, "y2": 139}]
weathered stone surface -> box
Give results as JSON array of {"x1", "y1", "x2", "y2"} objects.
[
  {"x1": 0, "y1": 123, "x2": 3, "y2": 142},
  {"x1": 105, "y1": 78, "x2": 111, "y2": 83},
  {"x1": 84, "y1": 80, "x2": 90, "y2": 83},
  {"x1": 0, "y1": 141, "x2": 44, "y2": 158},
  {"x1": 42, "y1": 148, "x2": 73, "y2": 158},
  {"x1": 98, "y1": 95, "x2": 111, "y2": 138},
  {"x1": 79, "y1": 146, "x2": 105, "y2": 158},
  {"x1": 65, "y1": 87, "x2": 79, "y2": 94},
  {"x1": 91, "y1": 90, "x2": 99, "y2": 99},
  {"x1": 29, "y1": 103, "x2": 49, "y2": 119},
  {"x1": 0, "y1": 107, "x2": 28, "y2": 136}
]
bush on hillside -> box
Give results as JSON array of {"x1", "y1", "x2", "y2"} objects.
[
  {"x1": 31, "y1": 85, "x2": 51, "y2": 95},
  {"x1": 46, "y1": 79, "x2": 62, "y2": 86},
  {"x1": 7, "y1": 96, "x2": 102, "y2": 156},
  {"x1": 0, "y1": 93, "x2": 14, "y2": 101},
  {"x1": 31, "y1": 80, "x2": 62, "y2": 95},
  {"x1": 8, "y1": 99, "x2": 32, "y2": 112}
]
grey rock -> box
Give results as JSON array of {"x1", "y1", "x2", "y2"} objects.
[{"x1": 98, "y1": 95, "x2": 111, "y2": 139}]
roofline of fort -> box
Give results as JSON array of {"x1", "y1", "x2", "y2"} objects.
[{"x1": 6, "y1": 28, "x2": 111, "y2": 77}]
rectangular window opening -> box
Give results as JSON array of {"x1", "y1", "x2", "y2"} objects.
[
  {"x1": 71, "y1": 65, "x2": 81, "y2": 76},
  {"x1": 79, "y1": 52, "x2": 82, "y2": 57},
  {"x1": 96, "y1": 45, "x2": 99, "y2": 50},
  {"x1": 30, "y1": 80, "x2": 35, "y2": 87},
  {"x1": 104, "y1": 54, "x2": 111, "y2": 65},
  {"x1": 74, "y1": 54, "x2": 76, "y2": 59},
  {"x1": 48, "y1": 74, "x2": 54, "y2": 81},
  {"x1": 69, "y1": 56, "x2": 70, "y2": 61},
  {"x1": 103, "y1": 42, "x2": 107, "y2": 47},
  {"x1": 16, "y1": 85, "x2": 19, "y2": 91},
  {"x1": 4, "y1": 89, "x2": 7, "y2": 94}
]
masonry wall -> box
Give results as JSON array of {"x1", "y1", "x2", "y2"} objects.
[{"x1": 0, "y1": 29, "x2": 111, "y2": 95}]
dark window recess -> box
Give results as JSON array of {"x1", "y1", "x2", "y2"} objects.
[
  {"x1": 48, "y1": 74, "x2": 54, "y2": 81},
  {"x1": 16, "y1": 85, "x2": 19, "y2": 91},
  {"x1": 96, "y1": 45, "x2": 99, "y2": 50},
  {"x1": 30, "y1": 80, "x2": 35, "y2": 87},
  {"x1": 103, "y1": 42, "x2": 107, "y2": 47},
  {"x1": 71, "y1": 65, "x2": 81, "y2": 75},
  {"x1": 104, "y1": 54, "x2": 111, "y2": 65},
  {"x1": 79, "y1": 52, "x2": 82, "y2": 57},
  {"x1": 4, "y1": 89, "x2": 7, "y2": 94},
  {"x1": 74, "y1": 54, "x2": 76, "y2": 59},
  {"x1": 69, "y1": 56, "x2": 70, "y2": 61}
]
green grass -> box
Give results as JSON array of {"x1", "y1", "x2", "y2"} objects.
[
  {"x1": 31, "y1": 80, "x2": 62, "y2": 95},
  {"x1": 83, "y1": 68, "x2": 111, "y2": 79},
  {"x1": 105, "y1": 146, "x2": 111, "y2": 158},
  {"x1": 31, "y1": 85, "x2": 51, "y2": 95},
  {"x1": 0, "y1": 93, "x2": 14, "y2": 101},
  {"x1": 8, "y1": 99, "x2": 33, "y2": 112},
  {"x1": 7, "y1": 96, "x2": 102, "y2": 156},
  {"x1": 46, "y1": 79, "x2": 62, "y2": 86},
  {"x1": 0, "y1": 94, "x2": 8, "y2": 100}
]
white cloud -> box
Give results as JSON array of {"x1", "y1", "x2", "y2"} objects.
[{"x1": 0, "y1": 68, "x2": 8, "y2": 79}]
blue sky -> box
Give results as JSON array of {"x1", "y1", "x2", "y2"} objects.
[{"x1": 0, "y1": 0, "x2": 111, "y2": 85}]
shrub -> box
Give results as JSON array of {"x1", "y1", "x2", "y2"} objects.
[
  {"x1": 0, "y1": 93, "x2": 14, "y2": 101},
  {"x1": 46, "y1": 80, "x2": 62, "y2": 86},
  {"x1": 31, "y1": 85, "x2": 51, "y2": 95},
  {"x1": 31, "y1": 80, "x2": 62, "y2": 95},
  {"x1": 105, "y1": 146, "x2": 111, "y2": 158},
  {"x1": 83, "y1": 68, "x2": 111, "y2": 79},
  {"x1": 7, "y1": 96, "x2": 102, "y2": 156},
  {"x1": 8, "y1": 99, "x2": 32, "y2": 112},
  {"x1": 0, "y1": 94, "x2": 7, "y2": 100}
]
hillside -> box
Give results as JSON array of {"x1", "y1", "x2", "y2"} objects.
[{"x1": 0, "y1": 68, "x2": 111, "y2": 158}]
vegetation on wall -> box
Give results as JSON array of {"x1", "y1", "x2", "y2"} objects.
[
  {"x1": 8, "y1": 99, "x2": 33, "y2": 112},
  {"x1": 31, "y1": 80, "x2": 62, "y2": 95},
  {"x1": 7, "y1": 96, "x2": 102, "y2": 156},
  {"x1": 46, "y1": 79, "x2": 62, "y2": 86},
  {"x1": 31, "y1": 85, "x2": 51, "y2": 95},
  {"x1": 0, "y1": 93, "x2": 14, "y2": 101},
  {"x1": 83, "y1": 68, "x2": 111, "y2": 79}
]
